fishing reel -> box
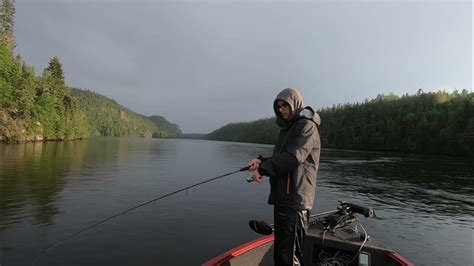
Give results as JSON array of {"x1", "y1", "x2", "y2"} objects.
[
  {"x1": 246, "y1": 170, "x2": 265, "y2": 183},
  {"x1": 246, "y1": 173, "x2": 257, "y2": 183}
]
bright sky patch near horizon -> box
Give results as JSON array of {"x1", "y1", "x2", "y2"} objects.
[{"x1": 14, "y1": 0, "x2": 472, "y2": 133}]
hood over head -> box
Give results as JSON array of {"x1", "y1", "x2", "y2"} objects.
[
  {"x1": 273, "y1": 88, "x2": 320, "y2": 128},
  {"x1": 274, "y1": 88, "x2": 303, "y2": 127},
  {"x1": 273, "y1": 88, "x2": 304, "y2": 115}
]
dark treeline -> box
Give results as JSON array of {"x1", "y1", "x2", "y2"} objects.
[
  {"x1": 207, "y1": 118, "x2": 279, "y2": 144},
  {"x1": 0, "y1": 0, "x2": 181, "y2": 142},
  {"x1": 207, "y1": 90, "x2": 473, "y2": 156},
  {"x1": 320, "y1": 90, "x2": 473, "y2": 156}
]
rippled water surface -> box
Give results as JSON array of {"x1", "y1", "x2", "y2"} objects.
[{"x1": 0, "y1": 138, "x2": 472, "y2": 265}]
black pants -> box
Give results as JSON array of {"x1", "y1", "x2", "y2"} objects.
[{"x1": 273, "y1": 206, "x2": 309, "y2": 266}]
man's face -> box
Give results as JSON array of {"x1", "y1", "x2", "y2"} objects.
[{"x1": 276, "y1": 100, "x2": 292, "y2": 121}]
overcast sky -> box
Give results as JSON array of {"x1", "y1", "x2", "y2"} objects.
[{"x1": 14, "y1": 0, "x2": 472, "y2": 133}]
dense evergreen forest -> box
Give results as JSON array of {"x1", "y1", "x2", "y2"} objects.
[
  {"x1": 0, "y1": 0, "x2": 87, "y2": 142},
  {"x1": 0, "y1": 0, "x2": 181, "y2": 142},
  {"x1": 207, "y1": 90, "x2": 473, "y2": 156}
]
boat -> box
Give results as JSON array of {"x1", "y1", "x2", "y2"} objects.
[{"x1": 203, "y1": 201, "x2": 414, "y2": 266}]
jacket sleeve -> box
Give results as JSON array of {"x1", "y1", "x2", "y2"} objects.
[
  {"x1": 257, "y1": 155, "x2": 275, "y2": 177},
  {"x1": 275, "y1": 119, "x2": 318, "y2": 176}
]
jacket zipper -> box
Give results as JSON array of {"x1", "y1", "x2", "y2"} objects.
[{"x1": 286, "y1": 173, "x2": 290, "y2": 195}]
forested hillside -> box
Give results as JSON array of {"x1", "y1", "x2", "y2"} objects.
[
  {"x1": 0, "y1": 0, "x2": 181, "y2": 142},
  {"x1": 207, "y1": 90, "x2": 473, "y2": 156},
  {"x1": 148, "y1": 115, "x2": 182, "y2": 137},
  {"x1": 0, "y1": 48, "x2": 88, "y2": 142},
  {"x1": 71, "y1": 88, "x2": 181, "y2": 138},
  {"x1": 0, "y1": 0, "x2": 88, "y2": 142}
]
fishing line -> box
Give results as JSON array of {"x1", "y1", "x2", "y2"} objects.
[{"x1": 32, "y1": 166, "x2": 250, "y2": 266}]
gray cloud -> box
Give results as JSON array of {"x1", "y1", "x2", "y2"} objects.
[{"x1": 14, "y1": 1, "x2": 472, "y2": 133}]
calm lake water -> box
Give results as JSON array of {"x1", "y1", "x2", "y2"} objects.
[{"x1": 0, "y1": 138, "x2": 472, "y2": 266}]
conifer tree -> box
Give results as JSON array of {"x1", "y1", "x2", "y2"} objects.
[
  {"x1": 46, "y1": 56, "x2": 66, "y2": 100},
  {"x1": 0, "y1": 0, "x2": 15, "y2": 51},
  {"x1": 15, "y1": 63, "x2": 36, "y2": 119},
  {"x1": 47, "y1": 57, "x2": 65, "y2": 87}
]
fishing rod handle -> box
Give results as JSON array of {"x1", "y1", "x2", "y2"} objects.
[{"x1": 240, "y1": 165, "x2": 251, "y2": 171}]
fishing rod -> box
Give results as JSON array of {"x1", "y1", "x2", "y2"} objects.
[{"x1": 32, "y1": 165, "x2": 251, "y2": 266}]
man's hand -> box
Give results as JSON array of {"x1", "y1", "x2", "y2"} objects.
[
  {"x1": 248, "y1": 159, "x2": 262, "y2": 183},
  {"x1": 248, "y1": 159, "x2": 261, "y2": 171}
]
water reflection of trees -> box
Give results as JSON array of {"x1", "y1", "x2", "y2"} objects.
[
  {"x1": 0, "y1": 141, "x2": 86, "y2": 230},
  {"x1": 0, "y1": 138, "x2": 161, "y2": 231},
  {"x1": 319, "y1": 149, "x2": 474, "y2": 217}
]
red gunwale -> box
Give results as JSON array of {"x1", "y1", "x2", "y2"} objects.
[
  {"x1": 389, "y1": 252, "x2": 415, "y2": 266},
  {"x1": 202, "y1": 235, "x2": 274, "y2": 266}
]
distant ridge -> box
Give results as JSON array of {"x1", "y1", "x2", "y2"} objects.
[
  {"x1": 70, "y1": 88, "x2": 182, "y2": 138},
  {"x1": 206, "y1": 118, "x2": 278, "y2": 144}
]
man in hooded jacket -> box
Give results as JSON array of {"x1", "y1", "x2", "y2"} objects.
[{"x1": 248, "y1": 88, "x2": 321, "y2": 266}]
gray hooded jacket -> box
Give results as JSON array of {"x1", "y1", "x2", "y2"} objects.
[{"x1": 259, "y1": 88, "x2": 321, "y2": 210}]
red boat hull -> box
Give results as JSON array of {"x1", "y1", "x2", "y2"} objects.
[{"x1": 203, "y1": 235, "x2": 414, "y2": 266}]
